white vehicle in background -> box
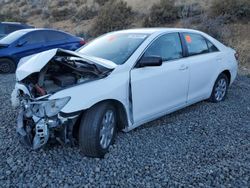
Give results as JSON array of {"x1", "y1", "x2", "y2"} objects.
[{"x1": 11, "y1": 28, "x2": 238, "y2": 158}]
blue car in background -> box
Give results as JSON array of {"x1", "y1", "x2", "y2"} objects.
[
  {"x1": 0, "y1": 22, "x2": 34, "y2": 39},
  {"x1": 0, "y1": 28, "x2": 85, "y2": 73}
]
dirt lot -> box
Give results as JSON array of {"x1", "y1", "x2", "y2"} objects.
[{"x1": 0, "y1": 74, "x2": 249, "y2": 187}]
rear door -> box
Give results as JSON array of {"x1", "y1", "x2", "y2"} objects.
[
  {"x1": 181, "y1": 32, "x2": 221, "y2": 103},
  {"x1": 13, "y1": 31, "x2": 47, "y2": 60},
  {"x1": 131, "y1": 33, "x2": 189, "y2": 123}
]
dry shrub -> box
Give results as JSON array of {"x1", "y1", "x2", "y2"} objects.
[
  {"x1": 29, "y1": 8, "x2": 43, "y2": 16},
  {"x1": 56, "y1": 0, "x2": 69, "y2": 7},
  {"x1": 178, "y1": 3, "x2": 203, "y2": 19},
  {"x1": 50, "y1": 7, "x2": 72, "y2": 21},
  {"x1": 235, "y1": 41, "x2": 250, "y2": 69},
  {"x1": 196, "y1": 15, "x2": 231, "y2": 43},
  {"x1": 0, "y1": 8, "x2": 27, "y2": 22},
  {"x1": 18, "y1": 0, "x2": 27, "y2": 7},
  {"x1": 210, "y1": 0, "x2": 250, "y2": 21},
  {"x1": 41, "y1": 8, "x2": 50, "y2": 19},
  {"x1": 228, "y1": 24, "x2": 250, "y2": 69},
  {"x1": 143, "y1": 0, "x2": 178, "y2": 27},
  {"x1": 90, "y1": 0, "x2": 133, "y2": 36},
  {"x1": 73, "y1": 6, "x2": 97, "y2": 21},
  {"x1": 95, "y1": 0, "x2": 110, "y2": 6}
]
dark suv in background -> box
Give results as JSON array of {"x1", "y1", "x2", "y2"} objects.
[
  {"x1": 0, "y1": 22, "x2": 33, "y2": 39},
  {"x1": 0, "y1": 28, "x2": 85, "y2": 73}
]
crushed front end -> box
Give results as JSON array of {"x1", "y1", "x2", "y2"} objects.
[
  {"x1": 11, "y1": 49, "x2": 113, "y2": 149},
  {"x1": 12, "y1": 83, "x2": 80, "y2": 149}
]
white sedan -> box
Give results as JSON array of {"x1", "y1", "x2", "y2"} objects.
[{"x1": 12, "y1": 28, "x2": 238, "y2": 158}]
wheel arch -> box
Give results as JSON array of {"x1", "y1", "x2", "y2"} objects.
[
  {"x1": 90, "y1": 99, "x2": 129, "y2": 131},
  {"x1": 208, "y1": 69, "x2": 232, "y2": 99},
  {"x1": 221, "y1": 70, "x2": 231, "y2": 84},
  {"x1": 0, "y1": 56, "x2": 17, "y2": 63},
  {"x1": 72, "y1": 99, "x2": 129, "y2": 138}
]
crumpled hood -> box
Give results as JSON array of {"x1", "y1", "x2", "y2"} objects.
[{"x1": 16, "y1": 48, "x2": 117, "y2": 81}]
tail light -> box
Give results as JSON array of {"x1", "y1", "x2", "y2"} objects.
[
  {"x1": 79, "y1": 39, "x2": 85, "y2": 45},
  {"x1": 234, "y1": 52, "x2": 239, "y2": 60}
]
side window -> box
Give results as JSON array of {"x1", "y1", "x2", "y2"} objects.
[
  {"x1": 144, "y1": 33, "x2": 183, "y2": 61},
  {"x1": 23, "y1": 31, "x2": 46, "y2": 44},
  {"x1": 45, "y1": 31, "x2": 68, "y2": 42},
  {"x1": 206, "y1": 40, "x2": 219, "y2": 52},
  {"x1": 184, "y1": 33, "x2": 209, "y2": 56}
]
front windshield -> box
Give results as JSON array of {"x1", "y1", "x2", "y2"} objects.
[
  {"x1": 78, "y1": 33, "x2": 149, "y2": 65},
  {"x1": 0, "y1": 30, "x2": 28, "y2": 44}
]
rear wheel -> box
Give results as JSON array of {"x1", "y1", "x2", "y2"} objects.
[
  {"x1": 209, "y1": 73, "x2": 229, "y2": 103},
  {"x1": 0, "y1": 58, "x2": 16, "y2": 73},
  {"x1": 79, "y1": 102, "x2": 117, "y2": 158}
]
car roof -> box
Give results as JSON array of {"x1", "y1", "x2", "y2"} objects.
[
  {"x1": 0, "y1": 22, "x2": 22, "y2": 24},
  {"x1": 0, "y1": 22, "x2": 31, "y2": 26},
  {"x1": 14, "y1": 28, "x2": 73, "y2": 35},
  {"x1": 15, "y1": 28, "x2": 61, "y2": 32},
  {"x1": 115, "y1": 28, "x2": 204, "y2": 35}
]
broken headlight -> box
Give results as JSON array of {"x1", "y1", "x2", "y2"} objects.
[{"x1": 31, "y1": 97, "x2": 71, "y2": 118}]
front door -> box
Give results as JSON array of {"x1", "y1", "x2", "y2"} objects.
[{"x1": 131, "y1": 33, "x2": 189, "y2": 123}]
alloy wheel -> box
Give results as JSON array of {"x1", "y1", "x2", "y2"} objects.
[
  {"x1": 99, "y1": 110, "x2": 115, "y2": 149},
  {"x1": 215, "y1": 78, "x2": 227, "y2": 101}
]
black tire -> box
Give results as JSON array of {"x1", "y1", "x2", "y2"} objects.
[
  {"x1": 209, "y1": 73, "x2": 229, "y2": 103},
  {"x1": 0, "y1": 58, "x2": 16, "y2": 73},
  {"x1": 79, "y1": 102, "x2": 117, "y2": 158}
]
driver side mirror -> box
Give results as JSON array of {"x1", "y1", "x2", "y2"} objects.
[
  {"x1": 17, "y1": 40, "x2": 27, "y2": 47},
  {"x1": 137, "y1": 56, "x2": 163, "y2": 68}
]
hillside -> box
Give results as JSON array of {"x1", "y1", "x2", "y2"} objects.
[{"x1": 0, "y1": 0, "x2": 249, "y2": 73}]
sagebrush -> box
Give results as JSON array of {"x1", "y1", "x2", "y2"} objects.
[
  {"x1": 210, "y1": 0, "x2": 250, "y2": 21},
  {"x1": 90, "y1": 0, "x2": 133, "y2": 36}
]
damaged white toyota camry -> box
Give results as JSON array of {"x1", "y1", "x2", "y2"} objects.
[{"x1": 11, "y1": 28, "x2": 238, "y2": 158}]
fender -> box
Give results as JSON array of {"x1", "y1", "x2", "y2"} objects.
[{"x1": 49, "y1": 71, "x2": 131, "y2": 118}]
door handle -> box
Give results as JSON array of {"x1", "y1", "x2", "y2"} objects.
[{"x1": 179, "y1": 65, "x2": 188, "y2": 71}]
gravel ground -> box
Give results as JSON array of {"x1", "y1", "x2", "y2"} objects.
[{"x1": 0, "y1": 74, "x2": 249, "y2": 188}]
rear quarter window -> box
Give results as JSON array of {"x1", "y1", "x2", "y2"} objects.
[{"x1": 206, "y1": 40, "x2": 219, "y2": 52}]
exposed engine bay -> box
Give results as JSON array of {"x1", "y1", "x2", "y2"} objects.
[
  {"x1": 12, "y1": 49, "x2": 114, "y2": 150},
  {"x1": 22, "y1": 56, "x2": 110, "y2": 97}
]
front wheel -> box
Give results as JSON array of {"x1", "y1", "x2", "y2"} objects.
[
  {"x1": 79, "y1": 102, "x2": 117, "y2": 158},
  {"x1": 209, "y1": 73, "x2": 229, "y2": 103}
]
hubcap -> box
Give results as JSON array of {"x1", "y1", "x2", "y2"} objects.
[
  {"x1": 0, "y1": 62, "x2": 10, "y2": 73},
  {"x1": 99, "y1": 110, "x2": 115, "y2": 149},
  {"x1": 215, "y1": 78, "x2": 227, "y2": 101}
]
